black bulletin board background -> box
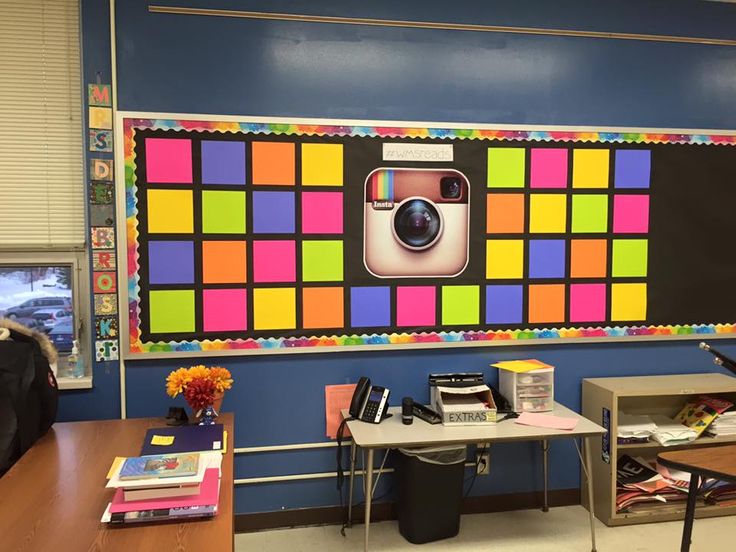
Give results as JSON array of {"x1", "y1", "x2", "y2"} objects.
[{"x1": 132, "y1": 128, "x2": 736, "y2": 344}]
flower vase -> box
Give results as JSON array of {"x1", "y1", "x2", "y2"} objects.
[{"x1": 188, "y1": 392, "x2": 224, "y2": 424}]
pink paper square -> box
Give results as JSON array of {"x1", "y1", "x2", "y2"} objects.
[
  {"x1": 145, "y1": 138, "x2": 193, "y2": 183},
  {"x1": 302, "y1": 192, "x2": 343, "y2": 234},
  {"x1": 396, "y1": 286, "x2": 436, "y2": 326},
  {"x1": 570, "y1": 283, "x2": 606, "y2": 323},
  {"x1": 203, "y1": 289, "x2": 247, "y2": 331},
  {"x1": 253, "y1": 240, "x2": 296, "y2": 282},
  {"x1": 613, "y1": 195, "x2": 649, "y2": 233},
  {"x1": 530, "y1": 149, "x2": 568, "y2": 188}
]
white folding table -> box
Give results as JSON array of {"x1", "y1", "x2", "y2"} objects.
[{"x1": 344, "y1": 402, "x2": 605, "y2": 552}]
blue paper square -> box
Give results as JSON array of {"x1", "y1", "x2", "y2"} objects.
[
  {"x1": 201, "y1": 141, "x2": 246, "y2": 185},
  {"x1": 529, "y1": 240, "x2": 566, "y2": 279},
  {"x1": 486, "y1": 285, "x2": 523, "y2": 324},
  {"x1": 614, "y1": 150, "x2": 650, "y2": 189},
  {"x1": 350, "y1": 287, "x2": 390, "y2": 327},
  {"x1": 253, "y1": 191, "x2": 295, "y2": 234},
  {"x1": 148, "y1": 241, "x2": 194, "y2": 284}
]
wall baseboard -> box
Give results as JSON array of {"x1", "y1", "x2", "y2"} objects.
[{"x1": 235, "y1": 488, "x2": 580, "y2": 533}]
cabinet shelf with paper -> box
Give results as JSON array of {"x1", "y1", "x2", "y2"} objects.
[{"x1": 582, "y1": 373, "x2": 736, "y2": 526}]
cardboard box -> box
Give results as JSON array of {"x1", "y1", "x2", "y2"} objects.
[{"x1": 431, "y1": 384, "x2": 497, "y2": 425}]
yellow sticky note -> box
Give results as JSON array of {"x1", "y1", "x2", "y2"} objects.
[
  {"x1": 486, "y1": 240, "x2": 524, "y2": 279},
  {"x1": 302, "y1": 143, "x2": 343, "y2": 186},
  {"x1": 222, "y1": 430, "x2": 228, "y2": 454},
  {"x1": 492, "y1": 359, "x2": 554, "y2": 373},
  {"x1": 106, "y1": 456, "x2": 125, "y2": 479},
  {"x1": 529, "y1": 194, "x2": 567, "y2": 233},
  {"x1": 611, "y1": 283, "x2": 647, "y2": 321},
  {"x1": 572, "y1": 149, "x2": 610, "y2": 188},
  {"x1": 151, "y1": 435, "x2": 175, "y2": 446},
  {"x1": 147, "y1": 189, "x2": 193, "y2": 233},
  {"x1": 253, "y1": 288, "x2": 296, "y2": 330}
]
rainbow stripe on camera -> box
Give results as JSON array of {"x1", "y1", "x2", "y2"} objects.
[{"x1": 372, "y1": 169, "x2": 394, "y2": 201}]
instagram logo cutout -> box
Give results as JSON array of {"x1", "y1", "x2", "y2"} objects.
[{"x1": 363, "y1": 168, "x2": 470, "y2": 278}]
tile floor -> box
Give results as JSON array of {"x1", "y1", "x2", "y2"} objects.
[{"x1": 236, "y1": 505, "x2": 732, "y2": 551}]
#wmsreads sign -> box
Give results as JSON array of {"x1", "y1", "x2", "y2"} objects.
[{"x1": 118, "y1": 114, "x2": 736, "y2": 357}]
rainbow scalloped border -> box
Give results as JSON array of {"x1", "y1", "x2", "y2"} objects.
[{"x1": 123, "y1": 117, "x2": 736, "y2": 354}]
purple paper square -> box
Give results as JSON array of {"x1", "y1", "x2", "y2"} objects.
[
  {"x1": 201, "y1": 141, "x2": 246, "y2": 185},
  {"x1": 529, "y1": 240, "x2": 566, "y2": 278},
  {"x1": 253, "y1": 191, "x2": 295, "y2": 234},
  {"x1": 614, "y1": 150, "x2": 650, "y2": 189},
  {"x1": 148, "y1": 241, "x2": 194, "y2": 284},
  {"x1": 485, "y1": 285, "x2": 523, "y2": 324},
  {"x1": 350, "y1": 287, "x2": 390, "y2": 327}
]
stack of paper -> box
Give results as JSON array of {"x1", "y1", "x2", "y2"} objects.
[
  {"x1": 706, "y1": 411, "x2": 736, "y2": 437},
  {"x1": 650, "y1": 415, "x2": 698, "y2": 446},
  {"x1": 617, "y1": 413, "x2": 657, "y2": 444}
]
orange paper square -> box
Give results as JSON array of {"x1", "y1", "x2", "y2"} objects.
[
  {"x1": 528, "y1": 284, "x2": 565, "y2": 323},
  {"x1": 570, "y1": 239, "x2": 607, "y2": 278},
  {"x1": 202, "y1": 241, "x2": 247, "y2": 283},
  {"x1": 252, "y1": 142, "x2": 295, "y2": 185},
  {"x1": 302, "y1": 287, "x2": 344, "y2": 329},
  {"x1": 487, "y1": 193, "x2": 524, "y2": 233}
]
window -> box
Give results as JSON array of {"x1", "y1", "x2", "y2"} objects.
[
  {"x1": 0, "y1": 252, "x2": 90, "y2": 384},
  {"x1": 0, "y1": 2, "x2": 91, "y2": 389},
  {"x1": 0, "y1": 0, "x2": 85, "y2": 246}
]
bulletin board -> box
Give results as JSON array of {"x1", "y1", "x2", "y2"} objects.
[{"x1": 116, "y1": 113, "x2": 736, "y2": 357}]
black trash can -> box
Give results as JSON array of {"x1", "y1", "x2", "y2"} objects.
[{"x1": 395, "y1": 445, "x2": 467, "y2": 544}]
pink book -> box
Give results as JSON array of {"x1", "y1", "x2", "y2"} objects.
[
  {"x1": 110, "y1": 468, "x2": 220, "y2": 514},
  {"x1": 515, "y1": 412, "x2": 578, "y2": 431}
]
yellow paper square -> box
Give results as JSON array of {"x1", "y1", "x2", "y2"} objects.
[
  {"x1": 151, "y1": 435, "x2": 175, "y2": 446},
  {"x1": 253, "y1": 288, "x2": 296, "y2": 330},
  {"x1": 611, "y1": 283, "x2": 647, "y2": 321},
  {"x1": 529, "y1": 194, "x2": 567, "y2": 233},
  {"x1": 572, "y1": 149, "x2": 610, "y2": 188},
  {"x1": 89, "y1": 106, "x2": 112, "y2": 129},
  {"x1": 147, "y1": 189, "x2": 193, "y2": 233},
  {"x1": 301, "y1": 143, "x2": 343, "y2": 186},
  {"x1": 486, "y1": 240, "x2": 524, "y2": 279}
]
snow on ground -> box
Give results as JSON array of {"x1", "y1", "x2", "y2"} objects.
[{"x1": 0, "y1": 271, "x2": 72, "y2": 312}]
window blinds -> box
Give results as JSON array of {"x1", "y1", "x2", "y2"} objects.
[{"x1": 0, "y1": 0, "x2": 84, "y2": 247}]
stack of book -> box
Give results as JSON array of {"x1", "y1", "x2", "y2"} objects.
[{"x1": 101, "y1": 423, "x2": 226, "y2": 525}]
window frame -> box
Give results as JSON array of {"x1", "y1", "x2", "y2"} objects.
[{"x1": 0, "y1": 249, "x2": 92, "y2": 390}]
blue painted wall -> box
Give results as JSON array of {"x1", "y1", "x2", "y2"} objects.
[{"x1": 61, "y1": 0, "x2": 736, "y2": 514}]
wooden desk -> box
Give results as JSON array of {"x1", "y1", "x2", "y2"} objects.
[
  {"x1": 0, "y1": 413, "x2": 234, "y2": 552},
  {"x1": 658, "y1": 445, "x2": 736, "y2": 552},
  {"x1": 344, "y1": 402, "x2": 605, "y2": 552}
]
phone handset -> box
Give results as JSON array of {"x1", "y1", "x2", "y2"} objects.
[{"x1": 349, "y1": 377, "x2": 390, "y2": 423}]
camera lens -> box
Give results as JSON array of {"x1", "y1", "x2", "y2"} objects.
[
  {"x1": 393, "y1": 199, "x2": 442, "y2": 249},
  {"x1": 440, "y1": 176, "x2": 462, "y2": 199}
]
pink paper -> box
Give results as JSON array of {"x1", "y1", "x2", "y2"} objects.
[
  {"x1": 203, "y1": 289, "x2": 247, "y2": 331},
  {"x1": 325, "y1": 384, "x2": 357, "y2": 439},
  {"x1": 396, "y1": 286, "x2": 436, "y2": 326},
  {"x1": 302, "y1": 192, "x2": 343, "y2": 234},
  {"x1": 109, "y1": 468, "x2": 219, "y2": 513},
  {"x1": 569, "y1": 283, "x2": 606, "y2": 323},
  {"x1": 530, "y1": 149, "x2": 568, "y2": 188},
  {"x1": 145, "y1": 138, "x2": 193, "y2": 183},
  {"x1": 613, "y1": 195, "x2": 649, "y2": 233},
  {"x1": 252, "y1": 240, "x2": 296, "y2": 282},
  {"x1": 515, "y1": 412, "x2": 578, "y2": 431}
]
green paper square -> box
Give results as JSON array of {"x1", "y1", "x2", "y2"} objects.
[
  {"x1": 612, "y1": 239, "x2": 648, "y2": 277},
  {"x1": 572, "y1": 195, "x2": 608, "y2": 233},
  {"x1": 441, "y1": 285, "x2": 480, "y2": 325},
  {"x1": 487, "y1": 148, "x2": 526, "y2": 188},
  {"x1": 202, "y1": 191, "x2": 246, "y2": 234},
  {"x1": 149, "y1": 290, "x2": 195, "y2": 333},
  {"x1": 302, "y1": 240, "x2": 343, "y2": 282}
]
